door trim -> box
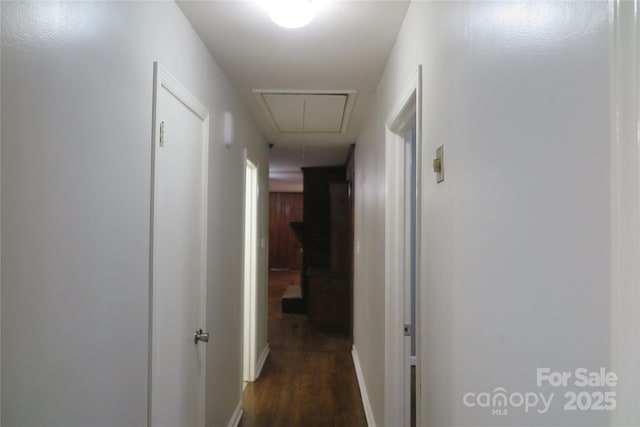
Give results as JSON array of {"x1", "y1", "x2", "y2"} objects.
[
  {"x1": 148, "y1": 62, "x2": 210, "y2": 426},
  {"x1": 242, "y1": 152, "x2": 259, "y2": 383},
  {"x1": 610, "y1": 2, "x2": 640, "y2": 425},
  {"x1": 384, "y1": 65, "x2": 422, "y2": 427}
]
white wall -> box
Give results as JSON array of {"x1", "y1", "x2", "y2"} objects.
[
  {"x1": 0, "y1": 2, "x2": 268, "y2": 426},
  {"x1": 354, "y1": 1, "x2": 614, "y2": 425}
]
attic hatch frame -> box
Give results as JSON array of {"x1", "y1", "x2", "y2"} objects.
[{"x1": 253, "y1": 89, "x2": 357, "y2": 135}]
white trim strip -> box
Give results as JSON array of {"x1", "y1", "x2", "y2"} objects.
[
  {"x1": 255, "y1": 345, "x2": 270, "y2": 380},
  {"x1": 226, "y1": 400, "x2": 244, "y2": 427},
  {"x1": 157, "y1": 64, "x2": 208, "y2": 121},
  {"x1": 352, "y1": 345, "x2": 376, "y2": 427}
]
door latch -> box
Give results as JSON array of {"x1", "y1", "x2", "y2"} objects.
[
  {"x1": 159, "y1": 121, "x2": 165, "y2": 147},
  {"x1": 194, "y1": 328, "x2": 209, "y2": 344},
  {"x1": 403, "y1": 324, "x2": 412, "y2": 337},
  {"x1": 433, "y1": 145, "x2": 444, "y2": 183}
]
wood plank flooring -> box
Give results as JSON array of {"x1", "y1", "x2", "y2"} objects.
[{"x1": 239, "y1": 271, "x2": 367, "y2": 427}]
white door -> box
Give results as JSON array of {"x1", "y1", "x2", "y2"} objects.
[{"x1": 150, "y1": 63, "x2": 210, "y2": 427}]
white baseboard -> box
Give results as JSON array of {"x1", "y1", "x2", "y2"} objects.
[
  {"x1": 352, "y1": 345, "x2": 376, "y2": 427},
  {"x1": 255, "y1": 344, "x2": 270, "y2": 380},
  {"x1": 226, "y1": 400, "x2": 243, "y2": 427}
]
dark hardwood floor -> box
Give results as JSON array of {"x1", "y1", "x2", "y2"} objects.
[{"x1": 239, "y1": 271, "x2": 367, "y2": 427}]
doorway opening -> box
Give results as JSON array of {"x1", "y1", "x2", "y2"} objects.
[
  {"x1": 385, "y1": 65, "x2": 422, "y2": 427},
  {"x1": 243, "y1": 157, "x2": 259, "y2": 384},
  {"x1": 403, "y1": 122, "x2": 417, "y2": 427}
]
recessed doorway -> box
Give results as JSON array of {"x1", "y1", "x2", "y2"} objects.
[{"x1": 243, "y1": 158, "x2": 259, "y2": 384}]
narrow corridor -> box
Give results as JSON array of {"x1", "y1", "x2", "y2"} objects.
[{"x1": 239, "y1": 271, "x2": 367, "y2": 427}]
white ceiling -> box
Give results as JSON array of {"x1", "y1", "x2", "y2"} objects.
[{"x1": 177, "y1": 0, "x2": 410, "y2": 191}]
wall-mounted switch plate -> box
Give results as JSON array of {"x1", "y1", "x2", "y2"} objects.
[{"x1": 433, "y1": 145, "x2": 444, "y2": 183}]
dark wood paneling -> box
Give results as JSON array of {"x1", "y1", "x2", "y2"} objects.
[
  {"x1": 345, "y1": 145, "x2": 355, "y2": 339},
  {"x1": 269, "y1": 192, "x2": 303, "y2": 270},
  {"x1": 301, "y1": 166, "x2": 346, "y2": 268},
  {"x1": 329, "y1": 182, "x2": 349, "y2": 276},
  {"x1": 300, "y1": 166, "x2": 350, "y2": 333}
]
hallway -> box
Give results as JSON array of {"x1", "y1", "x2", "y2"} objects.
[
  {"x1": 239, "y1": 271, "x2": 367, "y2": 427},
  {"x1": 2, "y1": 2, "x2": 639, "y2": 426}
]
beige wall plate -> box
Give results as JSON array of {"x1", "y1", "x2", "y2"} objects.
[{"x1": 433, "y1": 145, "x2": 444, "y2": 183}]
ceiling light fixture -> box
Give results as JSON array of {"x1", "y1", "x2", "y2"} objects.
[{"x1": 258, "y1": 0, "x2": 324, "y2": 29}]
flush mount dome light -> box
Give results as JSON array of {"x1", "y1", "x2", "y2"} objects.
[{"x1": 259, "y1": 0, "x2": 324, "y2": 29}]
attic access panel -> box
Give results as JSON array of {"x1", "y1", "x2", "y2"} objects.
[{"x1": 254, "y1": 90, "x2": 357, "y2": 134}]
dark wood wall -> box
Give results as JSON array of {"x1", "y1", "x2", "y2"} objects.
[
  {"x1": 301, "y1": 166, "x2": 346, "y2": 268},
  {"x1": 269, "y1": 192, "x2": 303, "y2": 271},
  {"x1": 301, "y1": 166, "x2": 351, "y2": 334},
  {"x1": 345, "y1": 145, "x2": 355, "y2": 337}
]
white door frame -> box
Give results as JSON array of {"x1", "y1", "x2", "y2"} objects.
[
  {"x1": 384, "y1": 65, "x2": 422, "y2": 427},
  {"x1": 610, "y1": 1, "x2": 640, "y2": 425},
  {"x1": 242, "y1": 152, "x2": 259, "y2": 383},
  {"x1": 148, "y1": 62, "x2": 210, "y2": 426}
]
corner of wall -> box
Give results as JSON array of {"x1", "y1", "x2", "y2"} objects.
[{"x1": 610, "y1": 1, "x2": 640, "y2": 425}]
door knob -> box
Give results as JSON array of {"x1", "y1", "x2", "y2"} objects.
[{"x1": 194, "y1": 329, "x2": 209, "y2": 344}]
